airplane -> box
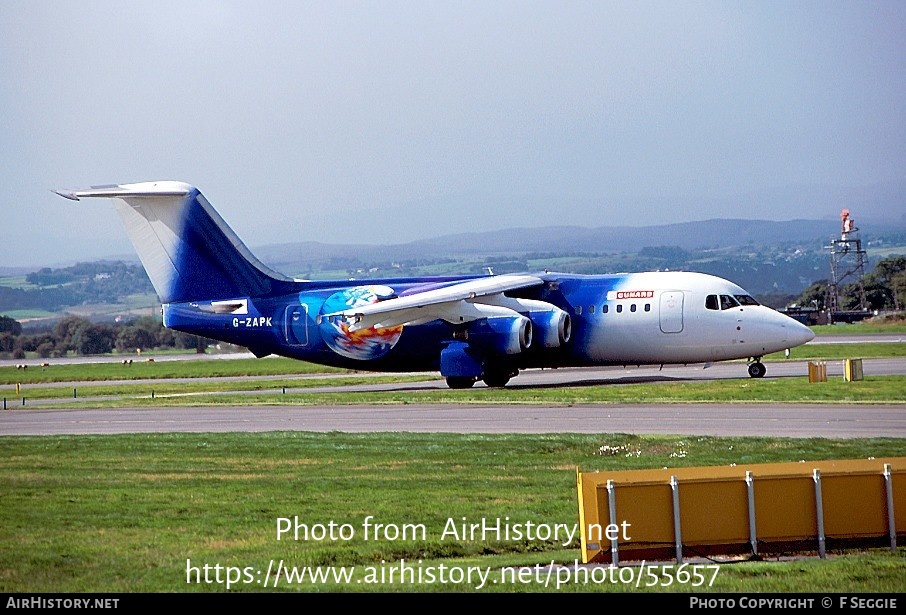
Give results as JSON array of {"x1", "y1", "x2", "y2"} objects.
[{"x1": 54, "y1": 181, "x2": 815, "y2": 388}]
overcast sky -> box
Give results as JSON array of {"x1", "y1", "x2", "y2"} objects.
[{"x1": 1, "y1": 1, "x2": 904, "y2": 268}]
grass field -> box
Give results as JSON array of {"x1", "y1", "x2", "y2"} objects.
[
  {"x1": 0, "y1": 432, "x2": 903, "y2": 593},
  {"x1": 810, "y1": 320, "x2": 906, "y2": 335},
  {"x1": 0, "y1": 275, "x2": 38, "y2": 290},
  {"x1": 4, "y1": 375, "x2": 902, "y2": 408},
  {"x1": 0, "y1": 356, "x2": 352, "y2": 385},
  {"x1": 0, "y1": 308, "x2": 57, "y2": 321},
  {"x1": 0, "y1": 338, "x2": 904, "y2": 594},
  {"x1": 1, "y1": 340, "x2": 902, "y2": 386}
]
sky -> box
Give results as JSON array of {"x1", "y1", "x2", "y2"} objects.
[{"x1": 1, "y1": 1, "x2": 905, "y2": 268}]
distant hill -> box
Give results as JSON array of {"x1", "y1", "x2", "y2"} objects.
[
  {"x1": 5, "y1": 217, "x2": 904, "y2": 320},
  {"x1": 253, "y1": 218, "x2": 848, "y2": 273}
]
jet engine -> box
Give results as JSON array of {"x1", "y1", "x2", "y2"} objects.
[
  {"x1": 527, "y1": 308, "x2": 571, "y2": 348},
  {"x1": 471, "y1": 296, "x2": 570, "y2": 349},
  {"x1": 465, "y1": 313, "x2": 533, "y2": 355}
]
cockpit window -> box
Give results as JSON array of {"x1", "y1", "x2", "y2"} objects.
[
  {"x1": 708, "y1": 293, "x2": 755, "y2": 310},
  {"x1": 720, "y1": 295, "x2": 740, "y2": 310}
]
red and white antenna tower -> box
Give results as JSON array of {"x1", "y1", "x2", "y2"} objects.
[{"x1": 825, "y1": 209, "x2": 868, "y2": 319}]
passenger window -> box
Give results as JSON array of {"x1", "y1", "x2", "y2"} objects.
[
  {"x1": 576, "y1": 305, "x2": 582, "y2": 315},
  {"x1": 616, "y1": 304, "x2": 623, "y2": 313},
  {"x1": 644, "y1": 303, "x2": 651, "y2": 312},
  {"x1": 603, "y1": 305, "x2": 609, "y2": 314},
  {"x1": 630, "y1": 304, "x2": 637, "y2": 312},
  {"x1": 706, "y1": 295, "x2": 719, "y2": 310},
  {"x1": 589, "y1": 305, "x2": 595, "y2": 314}
]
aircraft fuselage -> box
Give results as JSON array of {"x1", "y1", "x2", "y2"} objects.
[
  {"x1": 56, "y1": 181, "x2": 814, "y2": 388},
  {"x1": 163, "y1": 270, "x2": 812, "y2": 375}
]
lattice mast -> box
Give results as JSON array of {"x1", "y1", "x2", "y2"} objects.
[{"x1": 825, "y1": 209, "x2": 868, "y2": 312}]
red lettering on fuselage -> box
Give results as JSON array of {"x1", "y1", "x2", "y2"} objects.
[{"x1": 615, "y1": 290, "x2": 654, "y2": 299}]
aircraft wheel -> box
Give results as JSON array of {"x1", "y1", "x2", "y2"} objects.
[
  {"x1": 747, "y1": 361, "x2": 767, "y2": 378},
  {"x1": 482, "y1": 368, "x2": 515, "y2": 388},
  {"x1": 482, "y1": 374, "x2": 510, "y2": 388},
  {"x1": 446, "y1": 376, "x2": 477, "y2": 389}
]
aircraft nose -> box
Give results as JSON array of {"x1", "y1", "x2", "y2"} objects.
[
  {"x1": 760, "y1": 309, "x2": 815, "y2": 351},
  {"x1": 788, "y1": 320, "x2": 816, "y2": 347},
  {"x1": 775, "y1": 315, "x2": 816, "y2": 348}
]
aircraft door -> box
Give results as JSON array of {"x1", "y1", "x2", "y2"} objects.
[
  {"x1": 659, "y1": 291, "x2": 684, "y2": 333},
  {"x1": 284, "y1": 304, "x2": 309, "y2": 346}
]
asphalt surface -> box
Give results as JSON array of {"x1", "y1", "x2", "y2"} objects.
[
  {"x1": 1, "y1": 352, "x2": 903, "y2": 438},
  {"x1": 0, "y1": 332, "x2": 902, "y2": 369},
  {"x1": 2, "y1": 401, "x2": 903, "y2": 438}
]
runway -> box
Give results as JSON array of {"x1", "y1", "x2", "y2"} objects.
[
  {"x1": 2, "y1": 357, "x2": 904, "y2": 438},
  {"x1": 2, "y1": 402, "x2": 904, "y2": 438},
  {"x1": 0, "y1": 332, "x2": 902, "y2": 370}
]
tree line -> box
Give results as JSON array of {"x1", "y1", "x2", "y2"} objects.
[
  {"x1": 795, "y1": 256, "x2": 906, "y2": 312},
  {"x1": 0, "y1": 262, "x2": 154, "y2": 312},
  {"x1": 0, "y1": 315, "x2": 207, "y2": 360},
  {"x1": 2, "y1": 256, "x2": 904, "y2": 360}
]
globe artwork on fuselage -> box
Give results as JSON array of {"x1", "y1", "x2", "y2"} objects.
[{"x1": 318, "y1": 285, "x2": 403, "y2": 360}]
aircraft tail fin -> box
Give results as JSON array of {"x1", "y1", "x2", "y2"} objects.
[{"x1": 54, "y1": 181, "x2": 294, "y2": 304}]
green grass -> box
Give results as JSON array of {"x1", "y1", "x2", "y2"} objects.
[
  {"x1": 0, "y1": 432, "x2": 903, "y2": 592},
  {"x1": 3, "y1": 340, "x2": 902, "y2": 386},
  {"x1": 0, "y1": 357, "x2": 351, "y2": 385},
  {"x1": 14, "y1": 375, "x2": 903, "y2": 409},
  {"x1": 1, "y1": 339, "x2": 904, "y2": 593},
  {"x1": 811, "y1": 322, "x2": 906, "y2": 334},
  {"x1": 3, "y1": 342, "x2": 904, "y2": 407},
  {"x1": 0, "y1": 309, "x2": 56, "y2": 320},
  {"x1": 868, "y1": 246, "x2": 906, "y2": 258},
  {"x1": 766, "y1": 343, "x2": 906, "y2": 360},
  {"x1": 61, "y1": 295, "x2": 159, "y2": 318},
  {"x1": 3, "y1": 374, "x2": 435, "y2": 400},
  {"x1": 0, "y1": 276, "x2": 37, "y2": 290}
]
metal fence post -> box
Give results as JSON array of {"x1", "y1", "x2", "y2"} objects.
[
  {"x1": 671, "y1": 475, "x2": 683, "y2": 564},
  {"x1": 746, "y1": 471, "x2": 758, "y2": 556},
  {"x1": 884, "y1": 464, "x2": 897, "y2": 552},
  {"x1": 814, "y1": 469, "x2": 826, "y2": 559},
  {"x1": 607, "y1": 480, "x2": 619, "y2": 566}
]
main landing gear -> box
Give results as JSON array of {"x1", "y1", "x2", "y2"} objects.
[
  {"x1": 444, "y1": 367, "x2": 519, "y2": 389},
  {"x1": 446, "y1": 376, "x2": 477, "y2": 389},
  {"x1": 747, "y1": 358, "x2": 766, "y2": 378},
  {"x1": 481, "y1": 367, "x2": 518, "y2": 388}
]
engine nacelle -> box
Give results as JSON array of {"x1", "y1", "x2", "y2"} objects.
[
  {"x1": 465, "y1": 314, "x2": 533, "y2": 355},
  {"x1": 529, "y1": 308, "x2": 571, "y2": 348},
  {"x1": 472, "y1": 296, "x2": 571, "y2": 349}
]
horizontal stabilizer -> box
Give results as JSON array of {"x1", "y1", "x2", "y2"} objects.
[
  {"x1": 53, "y1": 181, "x2": 193, "y2": 202},
  {"x1": 54, "y1": 181, "x2": 293, "y2": 304}
]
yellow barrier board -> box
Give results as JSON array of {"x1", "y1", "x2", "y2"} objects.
[
  {"x1": 576, "y1": 457, "x2": 905, "y2": 564},
  {"x1": 808, "y1": 360, "x2": 827, "y2": 382},
  {"x1": 844, "y1": 358, "x2": 864, "y2": 381}
]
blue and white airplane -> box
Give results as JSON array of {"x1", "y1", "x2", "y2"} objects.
[{"x1": 55, "y1": 181, "x2": 815, "y2": 388}]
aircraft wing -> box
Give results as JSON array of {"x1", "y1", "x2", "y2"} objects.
[{"x1": 324, "y1": 274, "x2": 545, "y2": 331}]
